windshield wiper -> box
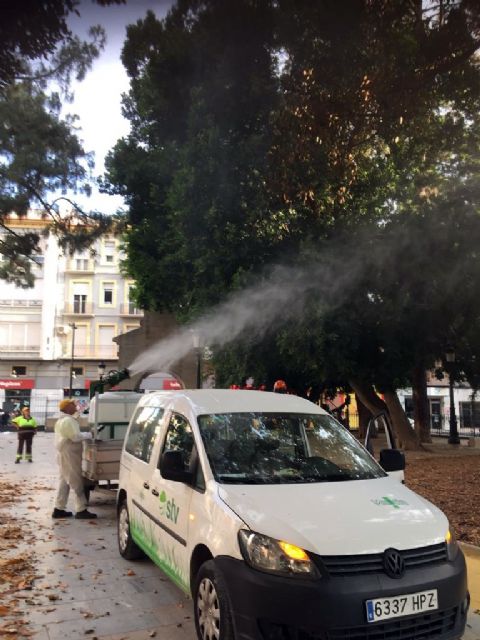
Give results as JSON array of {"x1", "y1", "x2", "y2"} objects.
[
  {"x1": 217, "y1": 472, "x2": 357, "y2": 484},
  {"x1": 217, "y1": 474, "x2": 272, "y2": 484}
]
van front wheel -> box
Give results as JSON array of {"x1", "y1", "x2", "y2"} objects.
[
  {"x1": 117, "y1": 500, "x2": 143, "y2": 560},
  {"x1": 194, "y1": 560, "x2": 234, "y2": 640}
]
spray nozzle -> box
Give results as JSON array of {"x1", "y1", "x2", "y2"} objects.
[{"x1": 103, "y1": 368, "x2": 130, "y2": 386}]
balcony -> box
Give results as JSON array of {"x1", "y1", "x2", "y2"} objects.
[
  {"x1": 0, "y1": 345, "x2": 41, "y2": 357},
  {"x1": 64, "y1": 302, "x2": 94, "y2": 316},
  {"x1": 0, "y1": 299, "x2": 42, "y2": 308},
  {"x1": 120, "y1": 303, "x2": 143, "y2": 317},
  {"x1": 62, "y1": 346, "x2": 118, "y2": 359},
  {"x1": 65, "y1": 259, "x2": 95, "y2": 274}
]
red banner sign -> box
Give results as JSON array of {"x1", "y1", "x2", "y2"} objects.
[
  {"x1": 0, "y1": 379, "x2": 35, "y2": 390},
  {"x1": 163, "y1": 378, "x2": 183, "y2": 390}
]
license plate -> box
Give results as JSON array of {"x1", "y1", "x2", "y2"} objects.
[{"x1": 366, "y1": 589, "x2": 438, "y2": 623}]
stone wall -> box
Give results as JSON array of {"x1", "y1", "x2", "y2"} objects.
[{"x1": 113, "y1": 311, "x2": 197, "y2": 390}]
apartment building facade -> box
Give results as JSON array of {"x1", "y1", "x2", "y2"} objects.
[{"x1": 0, "y1": 210, "x2": 143, "y2": 422}]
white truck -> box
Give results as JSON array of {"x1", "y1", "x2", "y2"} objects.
[{"x1": 82, "y1": 390, "x2": 143, "y2": 497}]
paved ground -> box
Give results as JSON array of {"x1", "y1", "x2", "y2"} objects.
[
  {"x1": 0, "y1": 432, "x2": 195, "y2": 640},
  {"x1": 1, "y1": 431, "x2": 480, "y2": 640}
]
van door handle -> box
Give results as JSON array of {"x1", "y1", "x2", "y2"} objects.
[
  {"x1": 151, "y1": 489, "x2": 159, "y2": 496},
  {"x1": 143, "y1": 482, "x2": 150, "y2": 490}
]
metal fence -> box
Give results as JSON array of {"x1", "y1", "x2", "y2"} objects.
[
  {"x1": 430, "y1": 423, "x2": 480, "y2": 439},
  {"x1": 334, "y1": 410, "x2": 480, "y2": 439}
]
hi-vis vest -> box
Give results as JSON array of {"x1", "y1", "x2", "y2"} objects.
[{"x1": 13, "y1": 416, "x2": 37, "y2": 430}]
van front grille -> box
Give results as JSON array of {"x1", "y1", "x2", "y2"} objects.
[
  {"x1": 325, "y1": 606, "x2": 458, "y2": 640},
  {"x1": 259, "y1": 606, "x2": 460, "y2": 640},
  {"x1": 317, "y1": 542, "x2": 448, "y2": 577}
]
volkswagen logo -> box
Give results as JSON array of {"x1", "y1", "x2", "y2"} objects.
[{"x1": 383, "y1": 548, "x2": 405, "y2": 579}]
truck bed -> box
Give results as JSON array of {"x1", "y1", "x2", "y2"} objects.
[{"x1": 82, "y1": 439, "x2": 124, "y2": 482}]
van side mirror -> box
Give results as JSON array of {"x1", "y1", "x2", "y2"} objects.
[
  {"x1": 379, "y1": 448, "x2": 405, "y2": 473},
  {"x1": 160, "y1": 450, "x2": 194, "y2": 484}
]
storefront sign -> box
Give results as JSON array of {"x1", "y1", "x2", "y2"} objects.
[
  {"x1": 163, "y1": 378, "x2": 183, "y2": 390},
  {"x1": 0, "y1": 379, "x2": 35, "y2": 390}
]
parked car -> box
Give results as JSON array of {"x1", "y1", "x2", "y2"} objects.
[{"x1": 117, "y1": 389, "x2": 468, "y2": 640}]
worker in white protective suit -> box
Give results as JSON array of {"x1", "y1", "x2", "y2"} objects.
[{"x1": 52, "y1": 399, "x2": 97, "y2": 519}]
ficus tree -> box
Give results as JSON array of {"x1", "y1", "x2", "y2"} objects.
[{"x1": 105, "y1": 0, "x2": 480, "y2": 448}]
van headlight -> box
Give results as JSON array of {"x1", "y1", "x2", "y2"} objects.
[
  {"x1": 446, "y1": 527, "x2": 459, "y2": 561},
  {"x1": 238, "y1": 530, "x2": 320, "y2": 578}
]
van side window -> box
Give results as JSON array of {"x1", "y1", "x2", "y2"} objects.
[
  {"x1": 125, "y1": 406, "x2": 164, "y2": 462},
  {"x1": 161, "y1": 414, "x2": 195, "y2": 472},
  {"x1": 160, "y1": 414, "x2": 205, "y2": 489}
]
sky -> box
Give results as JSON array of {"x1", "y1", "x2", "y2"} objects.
[{"x1": 65, "y1": 0, "x2": 173, "y2": 214}]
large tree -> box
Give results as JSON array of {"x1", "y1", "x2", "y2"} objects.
[
  {"x1": 0, "y1": 0, "x2": 124, "y2": 286},
  {"x1": 107, "y1": 2, "x2": 279, "y2": 314},
  {"x1": 106, "y1": 0, "x2": 480, "y2": 447}
]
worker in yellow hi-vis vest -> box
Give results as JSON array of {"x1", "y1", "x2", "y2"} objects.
[{"x1": 12, "y1": 406, "x2": 37, "y2": 463}]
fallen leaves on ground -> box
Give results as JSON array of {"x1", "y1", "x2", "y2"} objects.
[
  {"x1": 0, "y1": 479, "x2": 41, "y2": 638},
  {"x1": 405, "y1": 454, "x2": 480, "y2": 546}
]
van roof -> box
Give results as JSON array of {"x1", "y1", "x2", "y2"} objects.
[{"x1": 140, "y1": 389, "x2": 325, "y2": 416}]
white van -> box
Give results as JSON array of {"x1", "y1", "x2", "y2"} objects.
[{"x1": 117, "y1": 390, "x2": 468, "y2": 640}]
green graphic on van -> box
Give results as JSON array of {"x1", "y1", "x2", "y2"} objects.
[
  {"x1": 158, "y1": 490, "x2": 180, "y2": 524},
  {"x1": 130, "y1": 512, "x2": 188, "y2": 593},
  {"x1": 372, "y1": 497, "x2": 408, "y2": 509}
]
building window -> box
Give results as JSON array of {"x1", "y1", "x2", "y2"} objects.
[
  {"x1": 76, "y1": 258, "x2": 89, "y2": 270},
  {"x1": 71, "y1": 366, "x2": 84, "y2": 377},
  {"x1": 460, "y1": 402, "x2": 480, "y2": 430},
  {"x1": 73, "y1": 294, "x2": 87, "y2": 314},
  {"x1": 104, "y1": 240, "x2": 115, "y2": 264},
  {"x1": 102, "y1": 283, "x2": 114, "y2": 305},
  {"x1": 98, "y1": 324, "x2": 117, "y2": 359},
  {"x1": 127, "y1": 284, "x2": 140, "y2": 314},
  {"x1": 12, "y1": 366, "x2": 27, "y2": 376}
]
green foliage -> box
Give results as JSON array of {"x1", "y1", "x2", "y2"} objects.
[
  {"x1": 0, "y1": 0, "x2": 124, "y2": 87},
  {"x1": 107, "y1": 1, "x2": 279, "y2": 315},
  {"x1": 106, "y1": 0, "x2": 480, "y2": 393},
  {"x1": 0, "y1": 0, "x2": 124, "y2": 285}
]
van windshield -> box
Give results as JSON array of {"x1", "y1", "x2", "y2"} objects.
[{"x1": 197, "y1": 412, "x2": 385, "y2": 484}]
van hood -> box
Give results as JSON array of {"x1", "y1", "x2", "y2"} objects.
[{"x1": 218, "y1": 476, "x2": 448, "y2": 555}]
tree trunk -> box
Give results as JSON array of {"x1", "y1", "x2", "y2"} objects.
[
  {"x1": 412, "y1": 364, "x2": 432, "y2": 443},
  {"x1": 350, "y1": 380, "x2": 421, "y2": 451},
  {"x1": 356, "y1": 395, "x2": 372, "y2": 440},
  {"x1": 383, "y1": 390, "x2": 421, "y2": 450},
  {"x1": 349, "y1": 379, "x2": 387, "y2": 415}
]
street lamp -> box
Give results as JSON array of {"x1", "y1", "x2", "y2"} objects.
[
  {"x1": 445, "y1": 347, "x2": 460, "y2": 445},
  {"x1": 97, "y1": 361, "x2": 106, "y2": 380},
  {"x1": 68, "y1": 322, "x2": 77, "y2": 397},
  {"x1": 191, "y1": 331, "x2": 202, "y2": 389}
]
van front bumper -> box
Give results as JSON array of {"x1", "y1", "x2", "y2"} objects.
[{"x1": 215, "y1": 551, "x2": 468, "y2": 640}]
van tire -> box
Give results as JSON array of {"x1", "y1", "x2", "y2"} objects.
[
  {"x1": 194, "y1": 560, "x2": 235, "y2": 640},
  {"x1": 117, "y1": 500, "x2": 143, "y2": 560}
]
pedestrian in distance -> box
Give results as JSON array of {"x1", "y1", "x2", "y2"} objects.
[
  {"x1": 12, "y1": 406, "x2": 37, "y2": 463},
  {"x1": 0, "y1": 408, "x2": 9, "y2": 430},
  {"x1": 52, "y1": 399, "x2": 97, "y2": 520}
]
